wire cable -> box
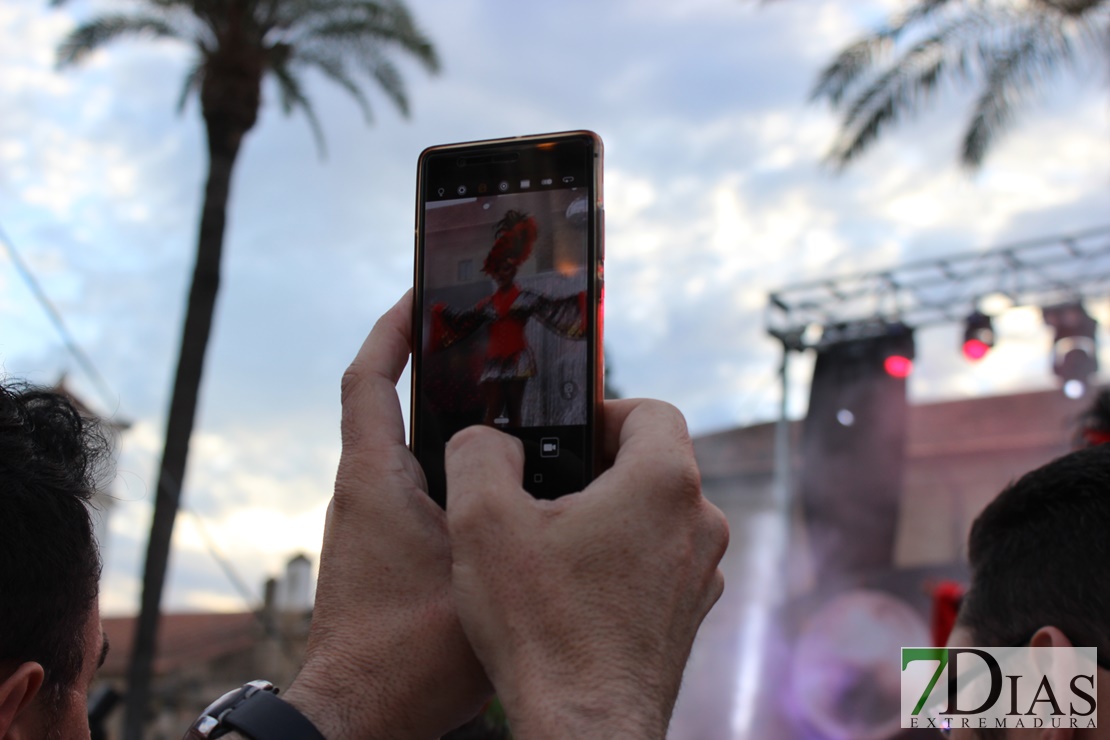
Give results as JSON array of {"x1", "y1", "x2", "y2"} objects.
[
  {"x1": 0, "y1": 221, "x2": 119, "y2": 412},
  {"x1": 0, "y1": 219, "x2": 267, "y2": 617}
]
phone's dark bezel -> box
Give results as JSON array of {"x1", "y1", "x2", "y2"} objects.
[{"x1": 411, "y1": 131, "x2": 604, "y2": 507}]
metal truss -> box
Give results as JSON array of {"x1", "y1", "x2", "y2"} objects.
[{"x1": 766, "y1": 225, "x2": 1110, "y2": 351}]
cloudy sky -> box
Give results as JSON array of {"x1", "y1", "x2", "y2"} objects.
[{"x1": 1, "y1": 0, "x2": 1107, "y2": 615}]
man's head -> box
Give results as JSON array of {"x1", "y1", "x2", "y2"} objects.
[
  {"x1": 949, "y1": 444, "x2": 1110, "y2": 738},
  {"x1": 0, "y1": 382, "x2": 109, "y2": 737},
  {"x1": 958, "y1": 444, "x2": 1110, "y2": 661}
]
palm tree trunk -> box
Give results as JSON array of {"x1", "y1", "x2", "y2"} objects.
[{"x1": 122, "y1": 117, "x2": 244, "y2": 740}]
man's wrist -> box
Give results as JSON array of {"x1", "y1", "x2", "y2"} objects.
[
  {"x1": 497, "y1": 667, "x2": 672, "y2": 740},
  {"x1": 281, "y1": 663, "x2": 368, "y2": 740},
  {"x1": 505, "y1": 692, "x2": 670, "y2": 740},
  {"x1": 281, "y1": 651, "x2": 481, "y2": 740}
]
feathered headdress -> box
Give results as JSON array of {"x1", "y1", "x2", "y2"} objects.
[{"x1": 483, "y1": 210, "x2": 537, "y2": 275}]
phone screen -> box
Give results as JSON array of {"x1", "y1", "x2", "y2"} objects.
[{"x1": 412, "y1": 132, "x2": 603, "y2": 506}]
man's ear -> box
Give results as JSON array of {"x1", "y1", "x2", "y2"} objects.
[
  {"x1": 1029, "y1": 625, "x2": 1074, "y2": 650},
  {"x1": 1028, "y1": 627, "x2": 1078, "y2": 740},
  {"x1": 0, "y1": 662, "x2": 44, "y2": 737}
]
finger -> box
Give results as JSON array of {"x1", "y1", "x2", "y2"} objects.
[
  {"x1": 445, "y1": 425, "x2": 529, "y2": 535},
  {"x1": 692, "y1": 499, "x2": 729, "y2": 618},
  {"x1": 340, "y1": 290, "x2": 413, "y2": 448},
  {"x1": 705, "y1": 568, "x2": 726, "y2": 618},
  {"x1": 597, "y1": 400, "x2": 698, "y2": 493},
  {"x1": 597, "y1": 398, "x2": 644, "y2": 467},
  {"x1": 352, "y1": 289, "x2": 414, "y2": 383},
  {"x1": 599, "y1": 399, "x2": 692, "y2": 462},
  {"x1": 701, "y1": 499, "x2": 730, "y2": 575}
]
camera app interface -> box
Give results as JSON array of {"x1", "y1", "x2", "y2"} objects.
[{"x1": 418, "y1": 173, "x2": 593, "y2": 502}]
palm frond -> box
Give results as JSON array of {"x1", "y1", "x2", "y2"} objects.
[
  {"x1": 295, "y1": 1, "x2": 441, "y2": 74},
  {"x1": 257, "y1": 0, "x2": 286, "y2": 31},
  {"x1": 962, "y1": 18, "x2": 1077, "y2": 166},
  {"x1": 1068, "y1": 4, "x2": 1110, "y2": 61},
  {"x1": 815, "y1": 0, "x2": 1110, "y2": 169},
  {"x1": 176, "y1": 61, "x2": 204, "y2": 115},
  {"x1": 812, "y1": 0, "x2": 961, "y2": 105},
  {"x1": 272, "y1": 1, "x2": 440, "y2": 129},
  {"x1": 826, "y1": 11, "x2": 989, "y2": 167},
  {"x1": 295, "y1": 49, "x2": 376, "y2": 124},
  {"x1": 373, "y1": 58, "x2": 409, "y2": 116},
  {"x1": 57, "y1": 14, "x2": 184, "y2": 68},
  {"x1": 270, "y1": 61, "x2": 328, "y2": 158},
  {"x1": 357, "y1": 46, "x2": 409, "y2": 117},
  {"x1": 54, "y1": 0, "x2": 441, "y2": 155}
]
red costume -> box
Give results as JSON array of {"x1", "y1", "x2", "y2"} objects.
[
  {"x1": 430, "y1": 286, "x2": 586, "y2": 383},
  {"x1": 428, "y1": 209, "x2": 586, "y2": 385}
]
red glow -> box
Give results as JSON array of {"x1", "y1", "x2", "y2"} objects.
[
  {"x1": 962, "y1": 338, "x2": 990, "y2": 361},
  {"x1": 884, "y1": 355, "x2": 913, "y2": 378}
]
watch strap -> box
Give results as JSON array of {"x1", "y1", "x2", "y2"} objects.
[{"x1": 224, "y1": 690, "x2": 326, "y2": 740}]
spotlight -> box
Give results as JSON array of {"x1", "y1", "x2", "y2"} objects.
[
  {"x1": 962, "y1": 310, "x2": 994, "y2": 361},
  {"x1": 1042, "y1": 302, "x2": 1098, "y2": 397},
  {"x1": 1064, "y1": 380, "x2": 1086, "y2": 400},
  {"x1": 883, "y1": 355, "x2": 913, "y2": 378},
  {"x1": 881, "y1": 323, "x2": 916, "y2": 379}
]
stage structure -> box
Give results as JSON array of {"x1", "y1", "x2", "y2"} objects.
[
  {"x1": 765, "y1": 224, "x2": 1110, "y2": 516},
  {"x1": 750, "y1": 226, "x2": 1109, "y2": 738},
  {"x1": 767, "y1": 225, "x2": 1110, "y2": 352}
]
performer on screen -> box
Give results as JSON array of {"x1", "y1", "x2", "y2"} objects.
[{"x1": 429, "y1": 210, "x2": 586, "y2": 428}]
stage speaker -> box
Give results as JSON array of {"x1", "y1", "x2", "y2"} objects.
[{"x1": 799, "y1": 325, "x2": 913, "y2": 585}]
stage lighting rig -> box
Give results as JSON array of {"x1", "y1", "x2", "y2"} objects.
[
  {"x1": 1043, "y1": 302, "x2": 1098, "y2": 399},
  {"x1": 882, "y1": 323, "x2": 915, "y2": 378},
  {"x1": 962, "y1": 311, "x2": 995, "y2": 361},
  {"x1": 768, "y1": 225, "x2": 1110, "y2": 352}
]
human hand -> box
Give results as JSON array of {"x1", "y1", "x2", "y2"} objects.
[
  {"x1": 445, "y1": 400, "x2": 729, "y2": 739},
  {"x1": 282, "y1": 291, "x2": 490, "y2": 739}
]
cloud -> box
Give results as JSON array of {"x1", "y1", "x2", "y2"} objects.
[
  {"x1": 3, "y1": 0, "x2": 1108, "y2": 614},
  {"x1": 100, "y1": 413, "x2": 336, "y2": 613}
]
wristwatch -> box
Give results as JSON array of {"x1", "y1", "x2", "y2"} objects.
[{"x1": 184, "y1": 680, "x2": 326, "y2": 740}]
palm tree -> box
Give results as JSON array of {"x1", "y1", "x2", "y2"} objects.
[
  {"x1": 809, "y1": 0, "x2": 1109, "y2": 169},
  {"x1": 51, "y1": 1, "x2": 439, "y2": 736}
]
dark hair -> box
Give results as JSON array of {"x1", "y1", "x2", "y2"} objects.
[
  {"x1": 0, "y1": 382, "x2": 107, "y2": 705},
  {"x1": 958, "y1": 445, "x2": 1110, "y2": 665}
]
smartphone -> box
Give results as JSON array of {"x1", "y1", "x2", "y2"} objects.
[{"x1": 411, "y1": 131, "x2": 604, "y2": 507}]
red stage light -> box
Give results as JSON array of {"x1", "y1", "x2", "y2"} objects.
[
  {"x1": 962, "y1": 338, "x2": 991, "y2": 361},
  {"x1": 883, "y1": 355, "x2": 913, "y2": 378},
  {"x1": 962, "y1": 311, "x2": 995, "y2": 362}
]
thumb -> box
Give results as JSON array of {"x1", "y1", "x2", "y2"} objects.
[{"x1": 445, "y1": 425, "x2": 530, "y2": 536}]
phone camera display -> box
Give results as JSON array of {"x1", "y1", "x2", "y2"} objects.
[
  {"x1": 416, "y1": 134, "x2": 600, "y2": 503},
  {"x1": 421, "y1": 191, "x2": 589, "y2": 430}
]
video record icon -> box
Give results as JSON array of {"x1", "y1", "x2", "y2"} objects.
[{"x1": 540, "y1": 437, "x2": 560, "y2": 458}]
